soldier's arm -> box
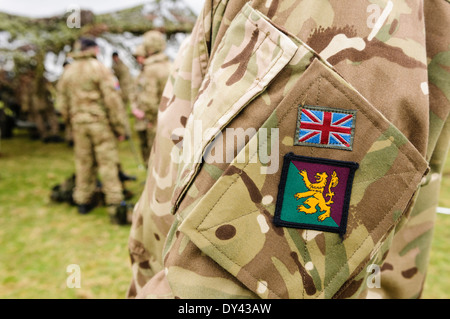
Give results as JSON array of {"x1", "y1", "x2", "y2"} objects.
[
  {"x1": 119, "y1": 63, "x2": 133, "y2": 102},
  {"x1": 98, "y1": 66, "x2": 128, "y2": 138},
  {"x1": 129, "y1": 77, "x2": 145, "y2": 119},
  {"x1": 137, "y1": 69, "x2": 159, "y2": 123}
]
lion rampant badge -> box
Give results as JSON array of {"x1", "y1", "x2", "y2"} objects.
[
  {"x1": 294, "y1": 170, "x2": 339, "y2": 222},
  {"x1": 274, "y1": 153, "x2": 359, "y2": 235}
]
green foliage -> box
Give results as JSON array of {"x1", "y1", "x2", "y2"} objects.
[
  {"x1": 423, "y1": 213, "x2": 450, "y2": 299},
  {"x1": 95, "y1": 3, "x2": 196, "y2": 35},
  {"x1": 423, "y1": 152, "x2": 450, "y2": 298},
  {"x1": 438, "y1": 153, "x2": 450, "y2": 209},
  {"x1": 0, "y1": 1, "x2": 197, "y2": 80},
  {"x1": 0, "y1": 2, "x2": 196, "y2": 54}
]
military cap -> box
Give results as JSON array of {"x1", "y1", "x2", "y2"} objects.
[
  {"x1": 80, "y1": 37, "x2": 98, "y2": 51},
  {"x1": 141, "y1": 30, "x2": 166, "y2": 56}
]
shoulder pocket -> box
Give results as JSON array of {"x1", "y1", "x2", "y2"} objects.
[
  {"x1": 177, "y1": 53, "x2": 428, "y2": 298},
  {"x1": 170, "y1": 3, "x2": 429, "y2": 299}
]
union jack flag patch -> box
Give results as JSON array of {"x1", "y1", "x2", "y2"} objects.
[{"x1": 295, "y1": 105, "x2": 356, "y2": 151}]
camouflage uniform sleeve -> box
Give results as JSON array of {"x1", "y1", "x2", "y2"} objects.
[
  {"x1": 129, "y1": 76, "x2": 138, "y2": 110},
  {"x1": 129, "y1": 0, "x2": 450, "y2": 299},
  {"x1": 127, "y1": 1, "x2": 213, "y2": 298},
  {"x1": 97, "y1": 64, "x2": 128, "y2": 137},
  {"x1": 113, "y1": 61, "x2": 132, "y2": 104},
  {"x1": 137, "y1": 67, "x2": 159, "y2": 123},
  {"x1": 120, "y1": 64, "x2": 133, "y2": 104}
]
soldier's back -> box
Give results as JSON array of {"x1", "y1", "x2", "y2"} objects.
[{"x1": 62, "y1": 56, "x2": 112, "y2": 124}]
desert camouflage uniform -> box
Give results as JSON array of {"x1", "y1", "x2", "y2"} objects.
[
  {"x1": 131, "y1": 31, "x2": 171, "y2": 165},
  {"x1": 128, "y1": 0, "x2": 450, "y2": 299},
  {"x1": 56, "y1": 48, "x2": 127, "y2": 212}
]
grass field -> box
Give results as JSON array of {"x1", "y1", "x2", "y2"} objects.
[
  {"x1": 0, "y1": 129, "x2": 141, "y2": 299},
  {"x1": 0, "y1": 128, "x2": 449, "y2": 299}
]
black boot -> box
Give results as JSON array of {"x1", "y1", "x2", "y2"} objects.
[
  {"x1": 122, "y1": 188, "x2": 134, "y2": 200},
  {"x1": 77, "y1": 195, "x2": 97, "y2": 214},
  {"x1": 109, "y1": 201, "x2": 129, "y2": 225},
  {"x1": 118, "y1": 170, "x2": 136, "y2": 182},
  {"x1": 49, "y1": 135, "x2": 65, "y2": 143},
  {"x1": 77, "y1": 202, "x2": 95, "y2": 214}
]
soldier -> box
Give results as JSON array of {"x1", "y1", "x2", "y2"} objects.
[
  {"x1": 15, "y1": 69, "x2": 60, "y2": 142},
  {"x1": 111, "y1": 52, "x2": 133, "y2": 106},
  {"x1": 56, "y1": 37, "x2": 129, "y2": 224},
  {"x1": 29, "y1": 59, "x2": 63, "y2": 143},
  {"x1": 130, "y1": 31, "x2": 171, "y2": 166},
  {"x1": 127, "y1": 1, "x2": 450, "y2": 299}
]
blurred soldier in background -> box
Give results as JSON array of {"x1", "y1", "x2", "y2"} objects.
[
  {"x1": 56, "y1": 37, "x2": 129, "y2": 224},
  {"x1": 29, "y1": 72, "x2": 63, "y2": 143},
  {"x1": 17, "y1": 52, "x2": 64, "y2": 143},
  {"x1": 130, "y1": 30, "x2": 171, "y2": 167},
  {"x1": 112, "y1": 52, "x2": 133, "y2": 107},
  {"x1": 16, "y1": 69, "x2": 62, "y2": 142}
]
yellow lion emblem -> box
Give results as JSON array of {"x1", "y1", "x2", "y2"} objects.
[{"x1": 294, "y1": 170, "x2": 339, "y2": 222}]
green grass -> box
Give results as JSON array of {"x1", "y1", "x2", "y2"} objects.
[
  {"x1": 0, "y1": 128, "x2": 145, "y2": 299},
  {"x1": 0, "y1": 128, "x2": 448, "y2": 299},
  {"x1": 423, "y1": 153, "x2": 450, "y2": 299}
]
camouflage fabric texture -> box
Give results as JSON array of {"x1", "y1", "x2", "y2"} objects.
[
  {"x1": 131, "y1": 31, "x2": 171, "y2": 164},
  {"x1": 112, "y1": 56, "x2": 134, "y2": 106},
  {"x1": 56, "y1": 48, "x2": 127, "y2": 206},
  {"x1": 128, "y1": 0, "x2": 450, "y2": 299}
]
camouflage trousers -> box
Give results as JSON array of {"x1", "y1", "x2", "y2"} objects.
[{"x1": 72, "y1": 122, "x2": 123, "y2": 206}]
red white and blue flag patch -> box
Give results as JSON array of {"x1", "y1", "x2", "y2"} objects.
[{"x1": 295, "y1": 105, "x2": 356, "y2": 151}]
